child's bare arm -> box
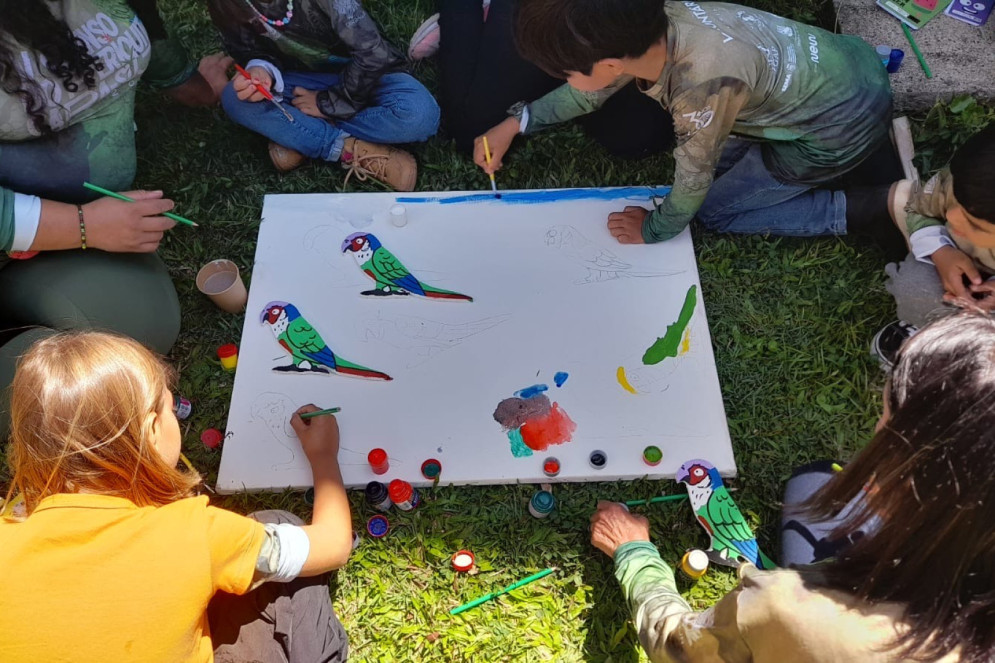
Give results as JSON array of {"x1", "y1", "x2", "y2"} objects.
[{"x1": 291, "y1": 407, "x2": 354, "y2": 575}]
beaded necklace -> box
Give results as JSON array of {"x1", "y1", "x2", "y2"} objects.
[{"x1": 242, "y1": 0, "x2": 294, "y2": 27}]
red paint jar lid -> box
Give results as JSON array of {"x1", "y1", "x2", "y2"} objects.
[
  {"x1": 367, "y1": 515, "x2": 389, "y2": 538},
  {"x1": 217, "y1": 343, "x2": 238, "y2": 359},
  {"x1": 388, "y1": 479, "x2": 412, "y2": 503},
  {"x1": 451, "y1": 550, "x2": 475, "y2": 572},
  {"x1": 368, "y1": 448, "x2": 387, "y2": 467},
  {"x1": 421, "y1": 458, "x2": 442, "y2": 480},
  {"x1": 201, "y1": 428, "x2": 223, "y2": 449}
]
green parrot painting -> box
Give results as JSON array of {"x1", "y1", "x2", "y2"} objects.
[
  {"x1": 261, "y1": 301, "x2": 392, "y2": 380},
  {"x1": 676, "y1": 458, "x2": 776, "y2": 569},
  {"x1": 341, "y1": 232, "x2": 473, "y2": 301}
]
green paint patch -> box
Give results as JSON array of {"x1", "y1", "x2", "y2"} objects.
[{"x1": 642, "y1": 285, "x2": 698, "y2": 365}]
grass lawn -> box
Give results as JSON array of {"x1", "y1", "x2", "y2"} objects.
[{"x1": 135, "y1": 1, "x2": 994, "y2": 660}]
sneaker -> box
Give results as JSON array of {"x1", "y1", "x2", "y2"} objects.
[
  {"x1": 889, "y1": 178, "x2": 913, "y2": 235},
  {"x1": 341, "y1": 137, "x2": 417, "y2": 192},
  {"x1": 871, "y1": 320, "x2": 918, "y2": 371},
  {"x1": 269, "y1": 141, "x2": 307, "y2": 173},
  {"x1": 408, "y1": 13, "x2": 440, "y2": 60}
]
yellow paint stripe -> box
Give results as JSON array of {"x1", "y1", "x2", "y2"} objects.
[
  {"x1": 617, "y1": 366, "x2": 637, "y2": 394},
  {"x1": 679, "y1": 329, "x2": 691, "y2": 356}
]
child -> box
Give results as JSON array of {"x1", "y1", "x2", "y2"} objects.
[
  {"x1": 0, "y1": 332, "x2": 352, "y2": 662},
  {"x1": 209, "y1": 0, "x2": 441, "y2": 192},
  {"x1": 477, "y1": 0, "x2": 903, "y2": 249},
  {"x1": 874, "y1": 124, "x2": 995, "y2": 369},
  {"x1": 590, "y1": 311, "x2": 995, "y2": 662}
]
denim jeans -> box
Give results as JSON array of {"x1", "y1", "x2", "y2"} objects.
[
  {"x1": 695, "y1": 138, "x2": 847, "y2": 236},
  {"x1": 222, "y1": 71, "x2": 440, "y2": 162}
]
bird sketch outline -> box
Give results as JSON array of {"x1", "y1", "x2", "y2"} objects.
[
  {"x1": 250, "y1": 392, "x2": 301, "y2": 471},
  {"x1": 356, "y1": 312, "x2": 512, "y2": 367},
  {"x1": 544, "y1": 224, "x2": 684, "y2": 284}
]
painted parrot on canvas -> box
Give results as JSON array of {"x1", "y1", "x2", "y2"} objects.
[
  {"x1": 260, "y1": 301, "x2": 392, "y2": 380},
  {"x1": 676, "y1": 458, "x2": 776, "y2": 569},
  {"x1": 341, "y1": 233, "x2": 473, "y2": 301}
]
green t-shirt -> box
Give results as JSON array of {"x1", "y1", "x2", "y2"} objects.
[
  {"x1": 525, "y1": 2, "x2": 893, "y2": 242},
  {"x1": 0, "y1": 0, "x2": 193, "y2": 251}
]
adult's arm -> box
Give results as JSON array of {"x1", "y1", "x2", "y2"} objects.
[
  {"x1": 312, "y1": 0, "x2": 405, "y2": 120},
  {"x1": 641, "y1": 78, "x2": 749, "y2": 243}
]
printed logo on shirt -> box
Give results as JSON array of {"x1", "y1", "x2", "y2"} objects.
[
  {"x1": 776, "y1": 25, "x2": 795, "y2": 36},
  {"x1": 781, "y1": 45, "x2": 797, "y2": 92},
  {"x1": 16, "y1": 14, "x2": 150, "y2": 133},
  {"x1": 681, "y1": 107, "x2": 715, "y2": 133},
  {"x1": 756, "y1": 45, "x2": 780, "y2": 74},
  {"x1": 683, "y1": 2, "x2": 735, "y2": 43},
  {"x1": 807, "y1": 33, "x2": 820, "y2": 64}
]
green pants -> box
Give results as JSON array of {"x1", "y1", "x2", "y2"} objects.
[{"x1": 0, "y1": 250, "x2": 180, "y2": 439}]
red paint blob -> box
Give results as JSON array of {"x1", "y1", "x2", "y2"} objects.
[
  {"x1": 520, "y1": 403, "x2": 576, "y2": 452},
  {"x1": 201, "y1": 428, "x2": 223, "y2": 449},
  {"x1": 543, "y1": 459, "x2": 560, "y2": 475},
  {"x1": 368, "y1": 448, "x2": 389, "y2": 474}
]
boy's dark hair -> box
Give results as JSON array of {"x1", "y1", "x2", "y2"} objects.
[
  {"x1": 950, "y1": 124, "x2": 995, "y2": 223},
  {"x1": 803, "y1": 311, "x2": 995, "y2": 662},
  {"x1": 514, "y1": 0, "x2": 669, "y2": 78}
]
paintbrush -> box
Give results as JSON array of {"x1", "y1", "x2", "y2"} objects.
[
  {"x1": 624, "y1": 494, "x2": 689, "y2": 507},
  {"x1": 234, "y1": 64, "x2": 295, "y2": 122},
  {"x1": 481, "y1": 136, "x2": 500, "y2": 198},
  {"x1": 449, "y1": 567, "x2": 557, "y2": 615},
  {"x1": 299, "y1": 407, "x2": 341, "y2": 420},
  {"x1": 82, "y1": 182, "x2": 198, "y2": 227}
]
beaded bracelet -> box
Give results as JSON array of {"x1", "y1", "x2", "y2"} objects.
[{"x1": 77, "y1": 204, "x2": 87, "y2": 250}]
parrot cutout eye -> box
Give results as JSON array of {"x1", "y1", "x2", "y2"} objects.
[{"x1": 688, "y1": 466, "x2": 707, "y2": 485}]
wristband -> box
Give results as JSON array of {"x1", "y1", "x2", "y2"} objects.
[{"x1": 77, "y1": 204, "x2": 87, "y2": 250}]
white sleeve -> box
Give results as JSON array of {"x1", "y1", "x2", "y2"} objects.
[
  {"x1": 519, "y1": 105, "x2": 530, "y2": 134},
  {"x1": 256, "y1": 522, "x2": 310, "y2": 583},
  {"x1": 909, "y1": 226, "x2": 957, "y2": 264},
  {"x1": 11, "y1": 193, "x2": 41, "y2": 251},
  {"x1": 246, "y1": 59, "x2": 285, "y2": 95}
]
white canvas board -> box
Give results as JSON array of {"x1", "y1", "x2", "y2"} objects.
[{"x1": 217, "y1": 187, "x2": 735, "y2": 493}]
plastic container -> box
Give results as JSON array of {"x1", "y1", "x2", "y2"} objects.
[
  {"x1": 589, "y1": 450, "x2": 607, "y2": 470},
  {"x1": 173, "y1": 395, "x2": 192, "y2": 420},
  {"x1": 542, "y1": 457, "x2": 561, "y2": 478},
  {"x1": 529, "y1": 490, "x2": 556, "y2": 518},
  {"x1": 886, "y1": 48, "x2": 905, "y2": 74},
  {"x1": 421, "y1": 458, "x2": 442, "y2": 480},
  {"x1": 642, "y1": 445, "x2": 663, "y2": 466},
  {"x1": 217, "y1": 344, "x2": 238, "y2": 371},
  {"x1": 367, "y1": 515, "x2": 389, "y2": 538},
  {"x1": 875, "y1": 44, "x2": 891, "y2": 66},
  {"x1": 368, "y1": 448, "x2": 389, "y2": 475},
  {"x1": 365, "y1": 481, "x2": 393, "y2": 511},
  {"x1": 680, "y1": 549, "x2": 709, "y2": 580},
  {"x1": 388, "y1": 479, "x2": 421, "y2": 511},
  {"x1": 451, "y1": 550, "x2": 475, "y2": 572},
  {"x1": 201, "y1": 428, "x2": 223, "y2": 449}
]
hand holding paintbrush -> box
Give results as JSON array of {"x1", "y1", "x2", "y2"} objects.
[{"x1": 232, "y1": 64, "x2": 295, "y2": 122}]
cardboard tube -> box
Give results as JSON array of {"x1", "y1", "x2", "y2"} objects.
[{"x1": 196, "y1": 259, "x2": 247, "y2": 313}]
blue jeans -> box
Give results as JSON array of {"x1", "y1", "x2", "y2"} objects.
[
  {"x1": 222, "y1": 71, "x2": 440, "y2": 162},
  {"x1": 695, "y1": 139, "x2": 847, "y2": 236}
]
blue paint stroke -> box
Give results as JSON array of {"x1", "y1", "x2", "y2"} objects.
[
  {"x1": 396, "y1": 186, "x2": 672, "y2": 206},
  {"x1": 507, "y1": 428, "x2": 533, "y2": 457},
  {"x1": 554, "y1": 372, "x2": 569, "y2": 388},
  {"x1": 515, "y1": 383, "x2": 549, "y2": 399}
]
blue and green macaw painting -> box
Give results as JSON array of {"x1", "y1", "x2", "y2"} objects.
[
  {"x1": 676, "y1": 458, "x2": 775, "y2": 569},
  {"x1": 261, "y1": 301, "x2": 392, "y2": 381},
  {"x1": 341, "y1": 233, "x2": 473, "y2": 301}
]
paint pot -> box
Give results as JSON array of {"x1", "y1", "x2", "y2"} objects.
[
  {"x1": 528, "y1": 490, "x2": 556, "y2": 518},
  {"x1": 196, "y1": 259, "x2": 247, "y2": 313},
  {"x1": 389, "y1": 204, "x2": 408, "y2": 227},
  {"x1": 589, "y1": 450, "x2": 607, "y2": 470},
  {"x1": 886, "y1": 48, "x2": 905, "y2": 74},
  {"x1": 217, "y1": 343, "x2": 239, "y2": 371},
  {"x1": 368, "y1": 448, "x2": 389, "y2": 475},
  {"x1": 680, "y1": 549, "x2": 709, "y2": 580},
  {"x1": 451, "y1": 550, "x2": 475, "y2": 572},
  {"x1": 201, "y1": 428, "x2": 223, "y2": 449},
  {"x1": 388, "y1": 479, "x2": 421, "y2": 511},
  {"x1": 304, "y1": 487, "x2": 315, "y2": 506},
  {"x1": 173, "y1": 395, "x2": 192, "y2": 420},
  {"x1": 642, "y1": 445, "x2": 663, "y2": 467},
  {"x1": 875, "y1": 44, "x2": 891, "y2": 66},
  {"x1": 367, "y1": 514, "x2": 389, "y2": 538},
  {"x1": 421, "y1": 458, "x2": 442, "y2": 480},
  {"x1": 542, "y1": 457, "x2": 561, "y2": 478},
  {"x1": 365, "y1": 481, "x2": 393, "y2": 511}
]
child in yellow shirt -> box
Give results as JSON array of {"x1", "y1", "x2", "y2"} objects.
[{"x1": 0, "y1": 332, "x2": 352, "y2": 662}]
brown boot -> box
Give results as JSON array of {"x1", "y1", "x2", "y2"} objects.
[
  {"x1": 268, "y1": 141, "x2": 307, "y2": 173},
  {"x1": 340, "y1": 137, "x2": 417, "y2": 192}
]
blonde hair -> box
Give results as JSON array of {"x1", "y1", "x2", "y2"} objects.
[{"x1": 6, "y1": 332, "x2": 198, "y2": 515}]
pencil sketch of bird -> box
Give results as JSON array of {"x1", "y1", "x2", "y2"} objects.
[
  {"x1": 341, "y1": 232, "x2": 473, "y2": 301},
  {"x1": 250, "y1": 392, "x2": 298, "y2": 470},
  {"x1": 358, "y1": 312, "x2": 511, "y2": 366},
  {"x1": 676, "y1": 458, "x2": 776, "y2": 570},
  {"x1": 544, "y1": 224, "x2": 681, "y2": 283},
  {"x1": 261, "y1": 301, "x2": 392, "y2": 380}
]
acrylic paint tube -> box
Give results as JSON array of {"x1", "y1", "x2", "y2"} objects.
[
  {"x1": 388, "y1": 479, "x2": 421, "y2": 511},
  {"x1": 529, "y1": 490, "x2": 556, "y2": 518},
  {"x1": 173, "y1": 395, "x2": 192, "y2": 420},
  {"x1": 365, "y1": 481, "x2": 393, "y2": 512}
]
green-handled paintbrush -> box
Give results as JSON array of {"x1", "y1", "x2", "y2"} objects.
[
  {"x1": 449, "y1": 567, "x2": 556, "y2": 616},
  {"x1": 83, "y1": 182, "x2": 198, "y2": 227}
]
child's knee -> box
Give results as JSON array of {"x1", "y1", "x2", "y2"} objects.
[{"x1": 388, "y1": 79, "x2": 440, "y2": 141}]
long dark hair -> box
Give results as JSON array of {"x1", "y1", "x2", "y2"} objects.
[
  {"x1": 804, "y1": 311, "x2": 995, "y2": 661},
  {"x1": 0, "y1": 0, "x2": 104, "y2": 135}
]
